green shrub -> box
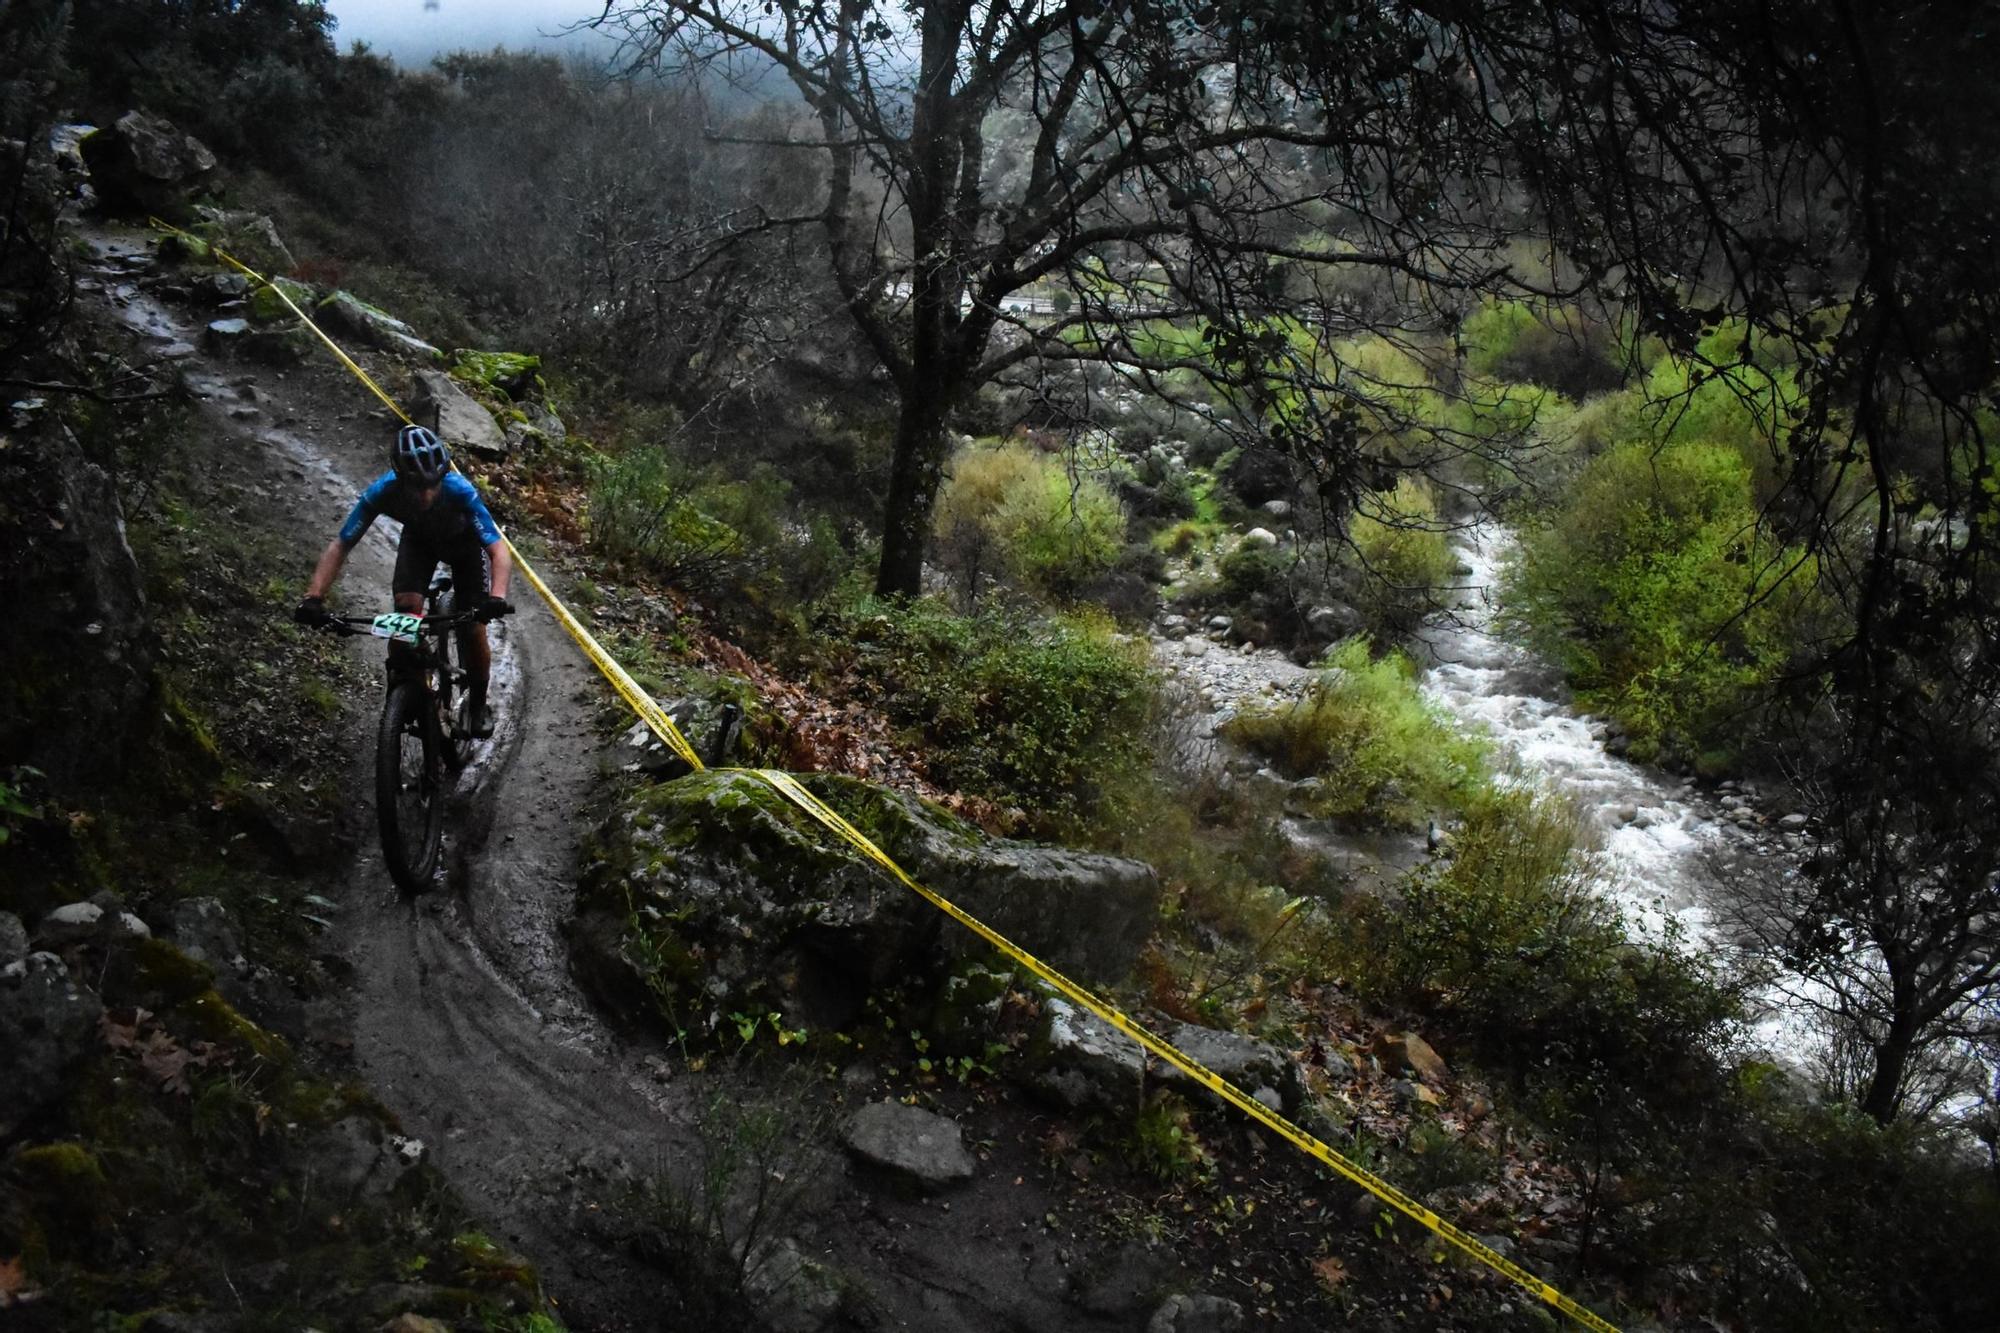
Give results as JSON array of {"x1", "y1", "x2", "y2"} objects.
[
  {"x1": 1347, "y1": 478, "x2": 1456, "y2": 638},
  {"x1": 1335, "y1": 785, "x2": 1739, "y2": 1093},
  {"x1": 1223, "y1": 638, "x2": 1490, "y2": 828},
  {"x1": 585, "y1": 447, "x2": 749, "y2": 595},
  {"x1": 1503, "y1": 438, "x2": 1824, "y2": 761},
  {"x1": 1461, "y1": 298, "x2": 1625, "y2": 398},
  {"x1": 932, "y1": 441, "x2": 1128, "y2": 600},
  {"x1": 824, "y1": 596, "x2": 1156, "y2": 830}
]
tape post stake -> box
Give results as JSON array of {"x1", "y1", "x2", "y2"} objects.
[{"x1": 149, "y1": 220, "x2": 1619, "y2": 1333}]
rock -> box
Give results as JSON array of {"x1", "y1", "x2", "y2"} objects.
[
  {"x1": 520, "y1": 399, "x2": 566, "y2": 441},
  {"x1": 378, "y1": 1317, "x2": 451, "y2": 1333},
  {"x1": 1219, "y1": 446, "x2": 1293, "y2": 507},
  {"x1": 1378, "y1": 1031, "x2": 1449, "y2": 1086},
  {"x1": 409, "y1": 369, "x2": 508, "y2": 459},
  {"x1": 243, "y1": 327, "x2": 310, "y2": 365},
  {"x1": 0, "y1": 952, "x2": 104, "y2": 1137},
  {"x1": 1157, "y1": 613, "x2": 1191, "y2": 639},
  {"x1": 153, "y1": 341, "x2": 198, "y2": 361},
  {"x1": 1720, "y1": 794, "x2": 1744, "y2": 810},
  {"x1": 1391, "y1": 1078, "x2": 1442, "y2": 1107},
  {"x1": 1026, "y1": 996, "x2": 1145, "y2": 1113},
  {"x1": 248, "y1": 276, "x2": 317, "y2": 323},
  {"x1": 843, "y1": 1101, "x2": 975, "y2": 1192},
  {"x1": 171, "y1": 897, "x2": 241, "y2": 968},
  {"x1": 1156, "y1": 1022, "x2": 1305, "y2": 1113},
  {"x1": 572, "y1": 772, "x2": 1159, "y2": 1038},
  {"x1": 203, "y1": 317, "x2": 251, "y2": 351},
  {"x1": 188, "y1": 206, "x2": 295, "y2": 274},
  {"x1": 743, "y1": 1238, "x2": 847, "y2": 1333},
  {"x1": 318, "y1": 290, "x2": 440, "y2": 361},
  {"x1": 1149, "y1": 1293, "x2": 1246, "y2": 1333},
  {"x1": 194, "y1": 272, "x2": 252, "y2": 304},
  {"x1": 305, "y1": 1115, "x2": 410, "y2": 1202},
  {"x1": 1206, "y1": 615, "x2": 1233, "y2": 632},
  {"x1": 1239, "y1": 527, "x2": 1279, "y2": 550},
  {"x1": 1305, "y1": 603, "x2": 1361, "y2": 640},
  {"x1": 1072, "y1": 1240, "x2": 1175, "y2": 1317},
  {"x1": 77, "y1": 111, "x2": 216, "y2": 214},
  {"x1": 451, "y1": 349, "x2": 542, "y2": 399},
  {"x1": 36, "y1": 901, "x2": 106, "y2": 949},
  {"x1": 1779, "y1": 812, "x2": 1810, "y2": 830},
  {"x1": 1261, "y1": 499, "x2": 1293, "y2": 519},
  {"x1": 0, "y1": 417, "x2": 158, "y2": 785},
  {"x1": 0, "y1": 912, "x2": 26, "y2": 964}
]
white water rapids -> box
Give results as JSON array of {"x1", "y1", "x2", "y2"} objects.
[{"x1": 1413, "y1": 521, "x2": 1820, "y2": 1059}]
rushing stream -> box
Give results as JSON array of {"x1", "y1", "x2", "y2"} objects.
[{"x1": 1155, "y1": 519, "x2": 1818, "y2": 1059}]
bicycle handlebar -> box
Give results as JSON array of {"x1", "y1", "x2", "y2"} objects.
[{"x1": 320, "y1": 609, "x2": 487, "y2": 638}]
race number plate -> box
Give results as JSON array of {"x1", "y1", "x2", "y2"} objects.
[{"x1": 369, "y1": 612, "x2": 423, "y2": 645}]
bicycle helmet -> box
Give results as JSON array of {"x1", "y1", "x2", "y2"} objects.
[{"x1": 392, "y1": 423, "x2": 451, "y2": 484}]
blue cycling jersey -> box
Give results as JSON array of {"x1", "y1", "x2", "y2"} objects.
[{"x1": 338, "y1": 471, "x2": 502, "y2": 549}]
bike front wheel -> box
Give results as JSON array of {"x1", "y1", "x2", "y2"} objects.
[{"x1": 376, "y1": 679, "x2": 447, "y2": 894}]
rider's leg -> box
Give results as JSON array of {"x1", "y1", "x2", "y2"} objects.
[{"x1": 449, "y1": 543, "x2": 495, "y2": 738}]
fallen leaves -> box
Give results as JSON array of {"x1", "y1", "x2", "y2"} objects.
[
  {"x1": 0, "y1": 1255, "x2": 42, "y2": 1307},
  {"x1": 1311, "y1": 1254, "x2": 1349, "y2": 1293},
  {"x1": 100, "y1": 1007, "x2": 231, "y2": 1095}
]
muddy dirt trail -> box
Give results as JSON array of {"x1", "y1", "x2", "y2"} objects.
[{"x1": 86, "y1": 225, "x2": 1140, "y2": 1333}]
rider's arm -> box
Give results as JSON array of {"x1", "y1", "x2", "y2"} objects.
[
  {"x1": 306, "y1": 476, "x2": 393, "y2": 598},
  {"x1": 446, "y1": 474, "x2": 512, "y2": 600},
  {"x1": 304, "y1": 537, "x2": 350, "y2": 599},
  {"x1": 484, "y1": 536, "x2": 513, "y2": 600}
]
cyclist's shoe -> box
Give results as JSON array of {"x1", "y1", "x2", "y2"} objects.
[{"x1": 466, "y1": 699, "x2": 496, "y2": 739}]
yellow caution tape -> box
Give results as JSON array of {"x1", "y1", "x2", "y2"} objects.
[{"x1": 150, "y1": 219, "x2": 1618, "y2": 1333}]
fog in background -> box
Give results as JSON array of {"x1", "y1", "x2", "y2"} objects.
[{"x1": 323, "y1": 0, "x2": 612, "y2": 64}]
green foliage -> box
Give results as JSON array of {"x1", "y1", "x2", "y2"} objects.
[
  {"x1": 1461, "y1": 298, "x2": 1625, "y2": 397},
  {"x1": 1224, "y1": 638, "x2": 1490, "y2": 828},
  {"x1": 821, "y1": 596, "x2": 1155, "y2": 829},
  {"x1": 1504, "y1": 438, "x2": 1824, "y2": 760},
  {"x1": 1334, "y1": 786, "x2": 1739, "y2": 1096},
  {"x1": 1127, "y1": 1091, "x2": 1214, "y2": 1184},
  {"x1": 933, "y1": 441, "x2": 1128, "y2": 599},
  {"x1": 586, "y1": 447, "x2": 760, "y2": 597},
  {"x1": 1348, "y1": 478, "x2": 1456, "y2": 638}
]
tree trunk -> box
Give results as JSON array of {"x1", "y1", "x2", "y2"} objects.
[
  {"x1": 874, "y1": 381, "x2": 952, "y2": 598},
  {"x1": 1860, "y1": 1012, "x2": 1917, "y2": 1124}
]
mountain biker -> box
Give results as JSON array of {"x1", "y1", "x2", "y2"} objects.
[{"x1": 294, "y1": 424, "x2": 515, "y2": 738}]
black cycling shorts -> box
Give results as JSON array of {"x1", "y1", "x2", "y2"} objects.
[{"x1": 391, "y1": 531, "x2": 489, "y2": 603}]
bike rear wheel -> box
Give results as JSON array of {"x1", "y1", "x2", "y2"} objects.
[{"x1": 376, "y1": 679, "x2": 446, "y2": 894}]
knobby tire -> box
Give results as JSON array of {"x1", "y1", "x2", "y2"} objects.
[{"x1": 376, "y1": 678, "x2": 445, "y2": 894}]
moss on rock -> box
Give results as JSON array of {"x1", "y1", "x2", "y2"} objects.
[
  {"x1": 572, "y1": 769, "x2": 1159, "y2": 1046},
  {"x1": 249, "y1": 276, "x2": 317, "y2": 324}
]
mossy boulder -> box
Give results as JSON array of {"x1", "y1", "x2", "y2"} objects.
[
  {"x1": 571, "y1": 770, "x2": 1159, "y2": 1041},
  {"x1": 450, "y1": 350, "x2": 542, "y2": 400},
  {"x1": 318, "y1": 290, "x2": 442, "y2": 362},
  {"x1": 249, "y1": 276, "x2": 318, "y2": 324}
]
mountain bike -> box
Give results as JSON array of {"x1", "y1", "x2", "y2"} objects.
[{"x1": 321, "y1": 576, "x2": 484, "y2": 894}]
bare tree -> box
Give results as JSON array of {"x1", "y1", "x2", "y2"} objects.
[{"x1": 589, "y1": 0, "x2": 1556, "y2": 596}]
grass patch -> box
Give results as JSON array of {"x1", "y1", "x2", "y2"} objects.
[{"x1": 1223, "y1": 638, "x2": 1490, "y2": 829}]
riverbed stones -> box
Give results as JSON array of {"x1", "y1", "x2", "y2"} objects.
[
  {"x1": 573, "y1": 771, "x2": 1158, "y2": 1039},
  {"x1": 1240, "y1": 527, "x2": 1279, "y2": 549},
  {"x1": 844, "y1": 1101, "x2": 975, "y2": 1191}
]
